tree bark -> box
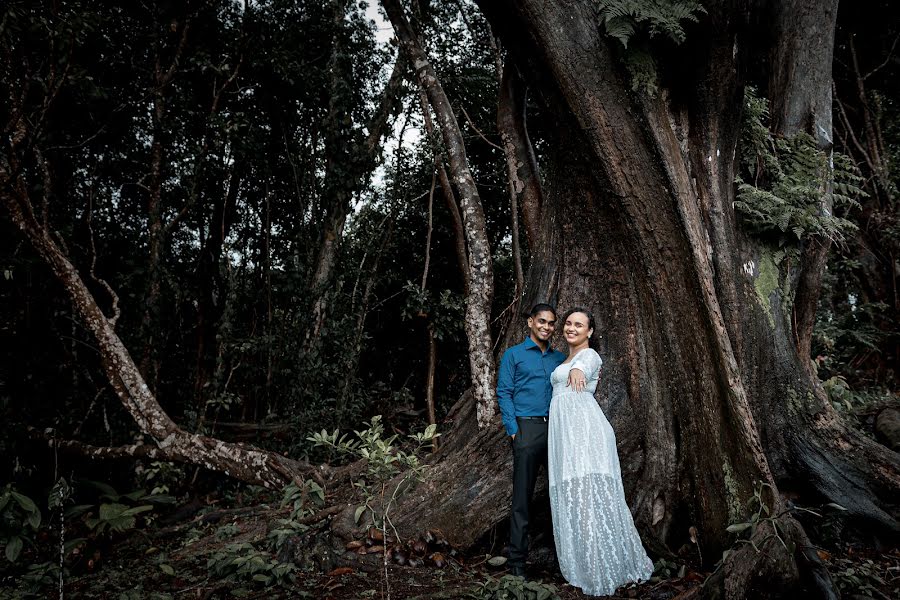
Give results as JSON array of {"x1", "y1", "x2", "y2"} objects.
[
  {"x1": 418, "y1": 88, "x2": 469, "y2": 293},
  {"x1": 769, "y1": 0, "x2": 839, "y2": 372},
  {"x1": 382, "y1": 0, "x2": 497, "y2": 428},
  {"x1": 497, "y1": 60, "x2": 543, "y2": 252}
]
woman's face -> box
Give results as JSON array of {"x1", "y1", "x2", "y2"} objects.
[{"x1": 563, "y1": 312, "x2": 592, "y2": 347}]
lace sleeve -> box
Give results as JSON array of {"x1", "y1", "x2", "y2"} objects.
[{"x1": 568, "y1": 348, "x2": 602, "y2": 382}]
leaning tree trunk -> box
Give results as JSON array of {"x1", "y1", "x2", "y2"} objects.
[
  {"x1": 389, "y1": 0, "x2": 899, "y2": 596},
  {"x1": 1, "y1": 133, "x2": 310, "y2": 488}
]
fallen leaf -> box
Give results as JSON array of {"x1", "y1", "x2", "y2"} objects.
[
  {"x1": 367, "y1": 545, "x2": 385, "y2": 554},
  {"x1": 487, "y1": 555, "x2": 507, "y2": 567},
  {"x1": 411, "y1": 539, "x2": 427, "y2": 555},
  {"x1": 688, "y1": 526, "x2": 698, "y2": 544},
  {"x1": 345, "y1": 540, "x2": 364, "y2": 550},
  {"x1": 391, "y1": 546, "x2": 408, "y2": 565},
  {"x1": 327, "y1": 567, "x2": 353, "y2": 577},
  {"x1": 652, "y1": 496, "x2": 666, "y2": 526},
  {"x1": 816, "y1": 549, "x2": 832, "y2": 561}
]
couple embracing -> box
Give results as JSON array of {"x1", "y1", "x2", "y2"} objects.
[{"x1": 497, "y1": 303, "x2": 654, "y2": 596}]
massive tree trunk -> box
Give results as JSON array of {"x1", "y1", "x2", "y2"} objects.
[{"x1": 389, "y1": 0, "x2": 899, "y2": 596}]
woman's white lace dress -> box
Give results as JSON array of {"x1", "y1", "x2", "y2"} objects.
[{"x1": 548, "y1": 348, "x2": 653, "y2": 596}]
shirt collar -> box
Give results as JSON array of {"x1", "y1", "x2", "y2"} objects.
[{"x1": 523, "y1": 336, "x2": 553, "y2": 353}]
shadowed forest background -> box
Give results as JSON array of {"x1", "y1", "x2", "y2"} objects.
[{"x1": 1, "y1": 0, "x2": 898, "y2": 598}]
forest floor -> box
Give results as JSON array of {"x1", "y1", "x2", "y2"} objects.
[{"x1": 36, "y1": 488, "x2": 897, "y2": 600}]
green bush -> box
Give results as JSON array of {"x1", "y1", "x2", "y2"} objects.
[
  {"x1": 466, "y1": 574, "x2": 560, "y2": 600},
  {"x1": 0, "y1": 485, "x2": 41, "y2": 563}
]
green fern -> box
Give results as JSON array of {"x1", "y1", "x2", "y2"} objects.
[
  {"x1": 623, "y1": 47, "x2": 659, "y2": 94},
  {"x1": 595, "y1": 1, "x2": 705, "y2": 95},
  {"x1": 736, "y1": 88, "x2": 864, "y2": 243},
  {"x1": 597, "y1": 0, "x2": 705, "y2": 47}
]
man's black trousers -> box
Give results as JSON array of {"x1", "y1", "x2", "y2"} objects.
[{"x1": 508, "y1": 417, "x2": 548, "y2": 568}]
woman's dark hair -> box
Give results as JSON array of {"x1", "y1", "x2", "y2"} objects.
[
  {"x1": 529, "y1": 303, "x2": 557, "y2": 318},
  {"x1": 562, "y1": 307, "x2": 596, "y2": 346}
]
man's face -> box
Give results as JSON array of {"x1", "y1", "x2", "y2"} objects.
[{"x1": 527, "y1": 310, "x2": 557, "y2": 343}]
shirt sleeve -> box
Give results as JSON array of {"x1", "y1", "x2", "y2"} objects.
[
  {"x1": 496, "y1": 348, "x2": 518, "y2": 436},
  {"x1": 568, "y1": 348, "x2": 602, "y2": 383}
]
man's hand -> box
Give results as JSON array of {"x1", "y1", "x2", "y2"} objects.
[
  {"x1": 567, "y1": 368, "x2": 586, "y2": 392},
  {"x1": 511, "y1": 433, "x2": 516, "y2": 440}
]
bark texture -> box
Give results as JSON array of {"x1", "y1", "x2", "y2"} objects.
[
  {"x1": 770, "y1": 0, "x2": 840, "y2": 370},
  {"x1": 498, "y1": 60, "x2": 543, "y2": 252}
]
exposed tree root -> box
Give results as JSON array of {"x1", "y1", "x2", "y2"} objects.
[{"x1": 701, "y1": 517, "x2": 837, "y2": 600}]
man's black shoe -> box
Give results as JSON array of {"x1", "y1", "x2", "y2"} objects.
[{"x1": 509, "y1": 564, "x2": 526, "y2": 578}]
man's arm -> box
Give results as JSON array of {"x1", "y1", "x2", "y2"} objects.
[{"x1": 496, "y1": 348, "x2": 518, "y2": 436}]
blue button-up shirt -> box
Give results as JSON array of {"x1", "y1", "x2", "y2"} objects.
[{"x1": 496, "y1": 337, "x2": 566, "y2": 436}]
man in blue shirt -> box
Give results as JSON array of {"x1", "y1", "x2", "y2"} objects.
[{"x1": 497, "y1": 303, "x2": 566, "y2": 577}]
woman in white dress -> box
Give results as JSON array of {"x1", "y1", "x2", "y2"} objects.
[{"x1": 548, "y1": 308, "x2": 654, "y2": 596}]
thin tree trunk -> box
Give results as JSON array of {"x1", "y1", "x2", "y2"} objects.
[
  {"x1": 383, "y1": 0, "x2": 496, "y2": 428},
  {"x1": 425, "y1": 322, "x2": 438, "y2": 451},
  {"x1": 342, "y1": 217, "x2": 394, "y2": 412},
  {"x1": 417, "y1": 89, "x2": 469, "y2": 293},
  {"x1": 497, "y1": 60, "x2": 542, "y2": 252},
  {"x1": 303, "y1": 22, "x2": 408, "y2": 354},
  {"x1": 770, "y1": 0, "x2": 840, "y2": 372},
  {"x1": 139, "y1": 20, "x2": 191, "y2": 392},
  {"x1": 420, "y1": 168, "x2": 438, "y2": 449},
  {"x1": 194, "y1": 161, "x2": 243, "y2": 425}
]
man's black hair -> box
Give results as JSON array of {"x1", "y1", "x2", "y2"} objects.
[{"x1": 529, "y1": 303, "x2": 557, "y2": 318}]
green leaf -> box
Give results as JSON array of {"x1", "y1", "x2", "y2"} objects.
[
  {"x1": 85, "y1": 480, "x2": 120, "y2": 500},
  {"x1": 0, "y1": 492, "x2": 9, "y2": 513},
  {"x1": 160, "y1": 563, "x2": 175, "y2": 576},
  {"x1": 354, "y1": 505, "x2": 367, "y2": 524},
  {"x1": 487, "y1": 555, "x2": 507, "y2": 566},
  {"x1": 99, "y1": 503, "x2": 129, "y2": 520},
  {"x1": 11, "y1": 491, "x2": 38, "y2": 515},
  {"x1": 123, "y1": 489, "x2": 148, "y2": 502},
  {"x1": 726, "y1": 522, "x2": 752, "y2": 533},
  {"x1": 121, "y1": 505, "x2": 155, "y2": 517},
  {"x1": 49, "y1": 477, "x2": 70, "y2": 510},
  {"x1": 27, "y1": 510, "x2": 41, "y2": 530},
  {"x1": 143, "y1": 494, "x2": 177, "y2": 505},
  {"x1": 5, "y1": 536, "x2": 23, "y2": 562},
  {"x1": 65, "y1": 504, "x2": 94, "y2": 519}
]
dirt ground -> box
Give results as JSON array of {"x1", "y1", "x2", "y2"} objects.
[
  {"x1": 56, "y1": 510, "x2": 898, "y2": 600},
  {"x1": 3, "y1": 487, "x2": 896, "y2": 600}
]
